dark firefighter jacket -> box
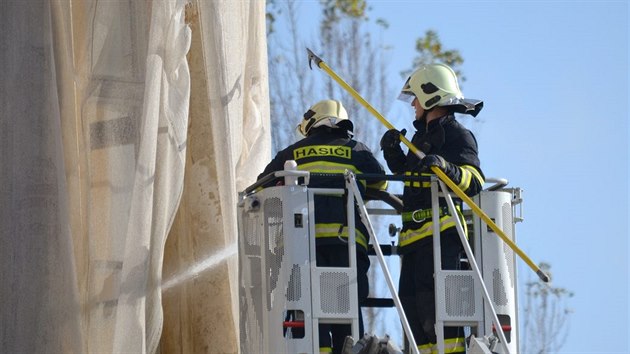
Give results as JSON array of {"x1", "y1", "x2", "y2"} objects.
[
  {"x1": 257, "y1": 127, "x2": 388, "y2": 251},
  {"x1": 383, "y1": 114, "x2": 485, "y2": 254}
]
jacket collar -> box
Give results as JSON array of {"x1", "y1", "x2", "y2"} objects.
[{"x1": 413, "y1": 113, "x2": 455, "y2": 133}]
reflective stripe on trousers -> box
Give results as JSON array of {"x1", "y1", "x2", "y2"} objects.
[
  {"x1": 315, "y1": 223, "x2": 368, "y2": 249},
  {"x1": 418, "y1": 337, "x2": 466, "y2": 354}
]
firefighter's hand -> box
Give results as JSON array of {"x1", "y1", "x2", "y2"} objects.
[
  {"x1": 421, "y1": 154, "x2": 448, "y2": 171},
  {"x1": 422, "y1": 155, "x2": 464, "y2": 187},
  {"x1": 380, "y1": 129, "x2": 406, "y2": 150}
]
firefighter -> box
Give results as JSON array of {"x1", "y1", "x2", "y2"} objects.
[
  {"x1": 379, "y1": 64, "x2": 485, "y2": 353},
  {"x1": 258, "y1": 99, "x2": 387, "y2": 354}
]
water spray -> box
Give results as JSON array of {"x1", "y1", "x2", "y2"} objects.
[{"x1": 161, "y1": 243, "x2": 237, "y2": 292}]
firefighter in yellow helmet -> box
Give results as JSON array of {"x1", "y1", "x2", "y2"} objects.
[
  {"x1": 258, "y1": 99, "x2": 387, "y2": 354},
  {"x1": 380, "y1": 64, "x2": 485, "y2": 353}
]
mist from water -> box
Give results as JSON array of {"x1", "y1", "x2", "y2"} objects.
[{"x1": 161, "y1": 243, "x2": 237, "y2": 292}]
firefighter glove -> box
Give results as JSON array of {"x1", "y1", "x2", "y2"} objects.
[
  {"x1": 380, "y1": 129, "x2": 406, "y2": 151},
  {"x1": 421, "y1": 154, "x2": 447, "y2": 170},
  {"x1": 421, "y1": 154, "x2": 459, "y2": 180},
  {"x1": 380, "y1": 129, "x2": 406, "y2": 174}
]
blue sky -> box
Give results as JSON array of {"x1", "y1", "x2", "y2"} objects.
[{"x1": 274, "y1": 1, "x2": 628, "y2": 352}]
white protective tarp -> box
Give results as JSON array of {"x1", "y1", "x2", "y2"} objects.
[
  {"x1": 0, "y1": 0, "x2": 270, "y2": 353},
  {"x1": 160, "y1": 1, "x2": 270, "y2": 352}
]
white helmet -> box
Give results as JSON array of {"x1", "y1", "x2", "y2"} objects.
[
  {"x1": 297, "y1": 99, "x2": 353, "y2": 136},
  {"x1": 399, "y1": 63, "x2": 483, "y2": 117}
]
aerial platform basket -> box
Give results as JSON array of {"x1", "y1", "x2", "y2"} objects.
[
  {"x1": 237, "y1": 165, "x2": 524, "y2": 354},
  {"x1": 238, "y1": 168, "x2": 361, "y2": 354}
]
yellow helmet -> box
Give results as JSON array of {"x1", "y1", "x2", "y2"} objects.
[
  {"x1": 297, "y1": 99, "x2": 353, "y2": 136},
  {"x1": 399, "y1": 63, "x2": 483, "y2": 117}
]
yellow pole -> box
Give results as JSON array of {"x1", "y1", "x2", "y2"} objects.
[{"x1": 307, "y1": 48, "x2": 549, "y2": 282}]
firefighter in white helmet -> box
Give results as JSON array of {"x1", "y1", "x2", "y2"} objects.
[
  {"x1": 258, "y1": 99, "x2": 388, "y2": 354},
  {"x1": 380, "y1": 64, "x2": 485, "y2": 353}
]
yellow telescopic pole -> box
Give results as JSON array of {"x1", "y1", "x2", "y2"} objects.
[{"x1": 307, "y1": 48, "x2": 549, "y2": 282}]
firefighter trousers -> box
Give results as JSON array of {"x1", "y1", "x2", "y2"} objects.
[
  {"x1": 316, "y1": 244, "x2": 370, "y2": 354},
  {"x1": 399, "y1": 229, "x2": 466, "y2": 353}
]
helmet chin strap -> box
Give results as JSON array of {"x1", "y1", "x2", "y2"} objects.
[{"x1": 419, "y1": 107, "x2": 433, "y2": 122}]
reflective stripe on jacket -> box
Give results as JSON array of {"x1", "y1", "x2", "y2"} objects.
[
  {"x1": 258, "y1": 128, "x2": 387, "y2": 250},
  {"x1": 383, "y1": 115, "x2": 484, "y2": 254}
]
